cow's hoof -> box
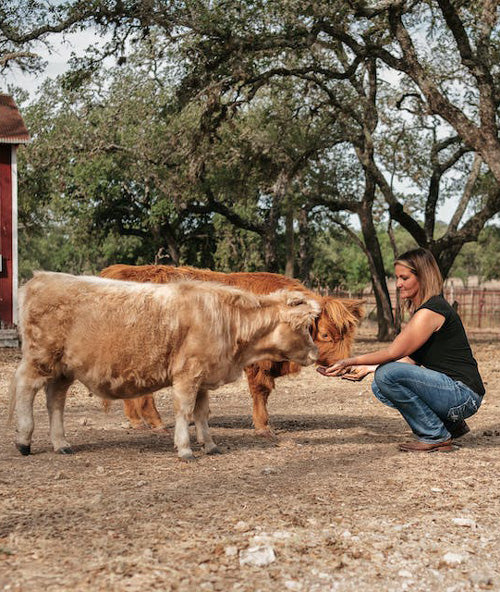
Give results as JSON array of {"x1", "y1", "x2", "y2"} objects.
[
  {"x1": 205, "y1": 445, "x2": 222, "y2": 455},
  {"x1": 255, "y1": 428, "x2": 277, "y2": 440},
  {"x1": 129, "y1": 423, "x2": 148, "y2": 430},
  {"x1": 152, "y1": 425, "x2": 169, "y2": 434},
  {"x1": 16, "y1": 443, "x2": 31, "y2": 456},
  {"x1": 57, "y1": 447, "x2": 75, "y2": 455},
  {"x1": 178, "y1": 453, "x2": 197, "y2": 462}
]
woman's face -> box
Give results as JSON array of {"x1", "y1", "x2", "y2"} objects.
[{"x1": 395, "y1": 263, "x2": 420, "y2": 303}]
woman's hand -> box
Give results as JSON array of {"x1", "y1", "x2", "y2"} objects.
[
  {"x1": 318, "y1": 358, "x2": 357, "y2": 377},
  {"x1": 338, "y1": 365, "x2": 377, "y2": 381},
  {"x1": 316, "y1": 359, "x2": 377, "y2": 381}
]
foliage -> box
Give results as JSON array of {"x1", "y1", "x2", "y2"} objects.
[{"x1": 310, "y1": 231, "x2": 371, "y2": 293}]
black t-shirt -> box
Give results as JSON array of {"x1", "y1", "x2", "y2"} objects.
[{"x1": 409, "y1": 295, "x2": 485, "y2": 396}]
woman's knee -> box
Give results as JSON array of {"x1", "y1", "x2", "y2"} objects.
[
  {"x1": 371, "y1": 379, "x2": 397, "y2": 408},
  {"x1": 372, "y1": 362, "x2": 410, "y2": 404},
  {"x1": 374, "y1": 362, "x2": 401, "y2": 388}
]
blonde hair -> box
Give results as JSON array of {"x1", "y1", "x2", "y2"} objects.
[{"x1": 394, "y1": 248, "x2": 443, "y2": 312}]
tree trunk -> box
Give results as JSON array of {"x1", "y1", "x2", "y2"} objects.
[
  {"x1": 387, "y1": 220, "x2": 402, "y2": 334},
  {"x1": 158, "y1": 222, "x2": 180, "y2": 265},
  {"x1": 297, "y1": 207, "x2": 313, "y2": 283},
  {"x1": 284, "y1": 205, "x2": 295, "y2": 277},
  {"x1": 359, "y1": 206, "x2": 395, "y2": 342},
  {"x1": 435, "y1": 244, "x2": 463, "y2": 280},
  {"x1": 263, "y1": 201, "x2": 280, "y2": 273}
]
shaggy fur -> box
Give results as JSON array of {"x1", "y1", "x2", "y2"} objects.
[
  {"x1": 10, "y1": 271, "x2": 320, "y2": 460},
  {"x1": 100, "y1": 264, "x2": 365, "y2": 436}
]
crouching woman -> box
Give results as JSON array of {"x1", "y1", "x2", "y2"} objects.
[{"x1": 322, "y1": 248, "x2": 485, "y2": 453}]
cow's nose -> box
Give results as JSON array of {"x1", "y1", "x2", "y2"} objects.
[{"x1": 307, "y1": 346, "x2": 319, "y2": 364}]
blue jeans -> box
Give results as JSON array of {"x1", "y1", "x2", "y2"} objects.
[{"x1": 372, "y1": 362, "x2": 483, "y2": 443}]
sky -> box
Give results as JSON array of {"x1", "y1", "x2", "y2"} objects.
[
  {"x1": 2, "y1": 30, "x2": 108, "y2": 96},
  {"x1": 2, "y1": 32, "x2": 463, "y2": 225}
]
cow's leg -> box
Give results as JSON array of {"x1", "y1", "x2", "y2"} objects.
[
  {"x1": 140, "y1": 395, "x2": 167, "y2": 431},
  {"x1": 12, "y1": 362, "x2": 46, "y2": 456},
  {"x1": 194, "y1": 389, "x2": 220, "y2": 455},
  {"x1": 123, "y1": 398, "x2": 145, "y2": 429},
  {"x1": 172, "y1": 379, "x2": 200, "y2": 461},
  {"x1": 244, "y1": 365, "x2": 276, "y2": 438},
  {"x1": 123, "y1": 396, "x2": 166, "y2": 431},
  {"x1": 45, "y1": 377, "x2": 74, "y2": 454}
]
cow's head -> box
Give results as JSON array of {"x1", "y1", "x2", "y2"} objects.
[
  {"x1": 261, "y1": 291, "x2": 321, "y2": 366},
  {"x1": 312, "y1": 297, "x2": 365, "y2": 365}
]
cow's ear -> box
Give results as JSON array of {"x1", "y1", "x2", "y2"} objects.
[
  {"x1": 286, "y1": 293, "x2": 321, "y2": 316},
  {"x1": 342, "y1": 299, "x2": 365, "y2": 322},
  {"x1": 286, "y1": 293, "x2": 308, "y2": 307}
]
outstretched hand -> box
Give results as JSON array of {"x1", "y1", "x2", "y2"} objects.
[
  {"x1": 316, "y1": 358, "x2": 356, "y2": 377},
  {"x1": 337, "y1": 365, "x2": 375, "y2": 381},
  {"x1": 316, "y1": 360, "x2": 377, "y2": 382}
]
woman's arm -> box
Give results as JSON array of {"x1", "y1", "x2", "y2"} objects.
[{"x1": 323, "y1": 309, "x2": 444, "y2": 376}]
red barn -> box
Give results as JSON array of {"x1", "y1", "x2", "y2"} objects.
[{"x1": 0, "y1": 94, "x2": 30, "y2": 344}]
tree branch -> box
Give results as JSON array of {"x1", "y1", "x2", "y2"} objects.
[{"x1": 447, "y1": 153, "x2": 483, "y2": 233}]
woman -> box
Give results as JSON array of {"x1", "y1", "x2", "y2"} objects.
[{"x1": 321, "y1": 248, "x2": 485, "y2": 452}]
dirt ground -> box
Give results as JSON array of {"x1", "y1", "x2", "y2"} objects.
[{"x1": 1, "y1": 325, "x2": 499, "y2": 592}]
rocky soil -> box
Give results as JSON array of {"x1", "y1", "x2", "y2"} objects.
[{"x1": 1, "y1": 326, "x2": 499, "y2": 591}]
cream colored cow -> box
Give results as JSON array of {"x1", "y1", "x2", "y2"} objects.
[{"x1": 10, "y1": 271, "x2": 319, "y2": 460}]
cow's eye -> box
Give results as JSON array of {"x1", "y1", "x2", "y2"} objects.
[{"x1": 320, "y1": 333, "x2": 330, "y2": 340}]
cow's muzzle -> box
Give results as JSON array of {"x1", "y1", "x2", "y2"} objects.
[{"x1": 303, "y1": 346, "x2": 319, "y2": 366}]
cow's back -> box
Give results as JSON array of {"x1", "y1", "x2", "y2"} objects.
[{"x1": 101, "y1": 264, "x2": 310, "y2": 297}]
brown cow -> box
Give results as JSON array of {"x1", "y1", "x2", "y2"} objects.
[
  {"x1": 100, "y1": 265, "x2": 365, "y2": 436},
  {"x1": 9, "y1": 271, "x2": 320, "y2": 460}
]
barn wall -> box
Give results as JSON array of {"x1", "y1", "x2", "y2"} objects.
[{"x1": 0, "y1": 144, "x2": 13, "y2": 325}]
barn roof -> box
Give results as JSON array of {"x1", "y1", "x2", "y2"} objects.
[{"x1": 0, "y1": 94, "x2": 30, "y2": 144}]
